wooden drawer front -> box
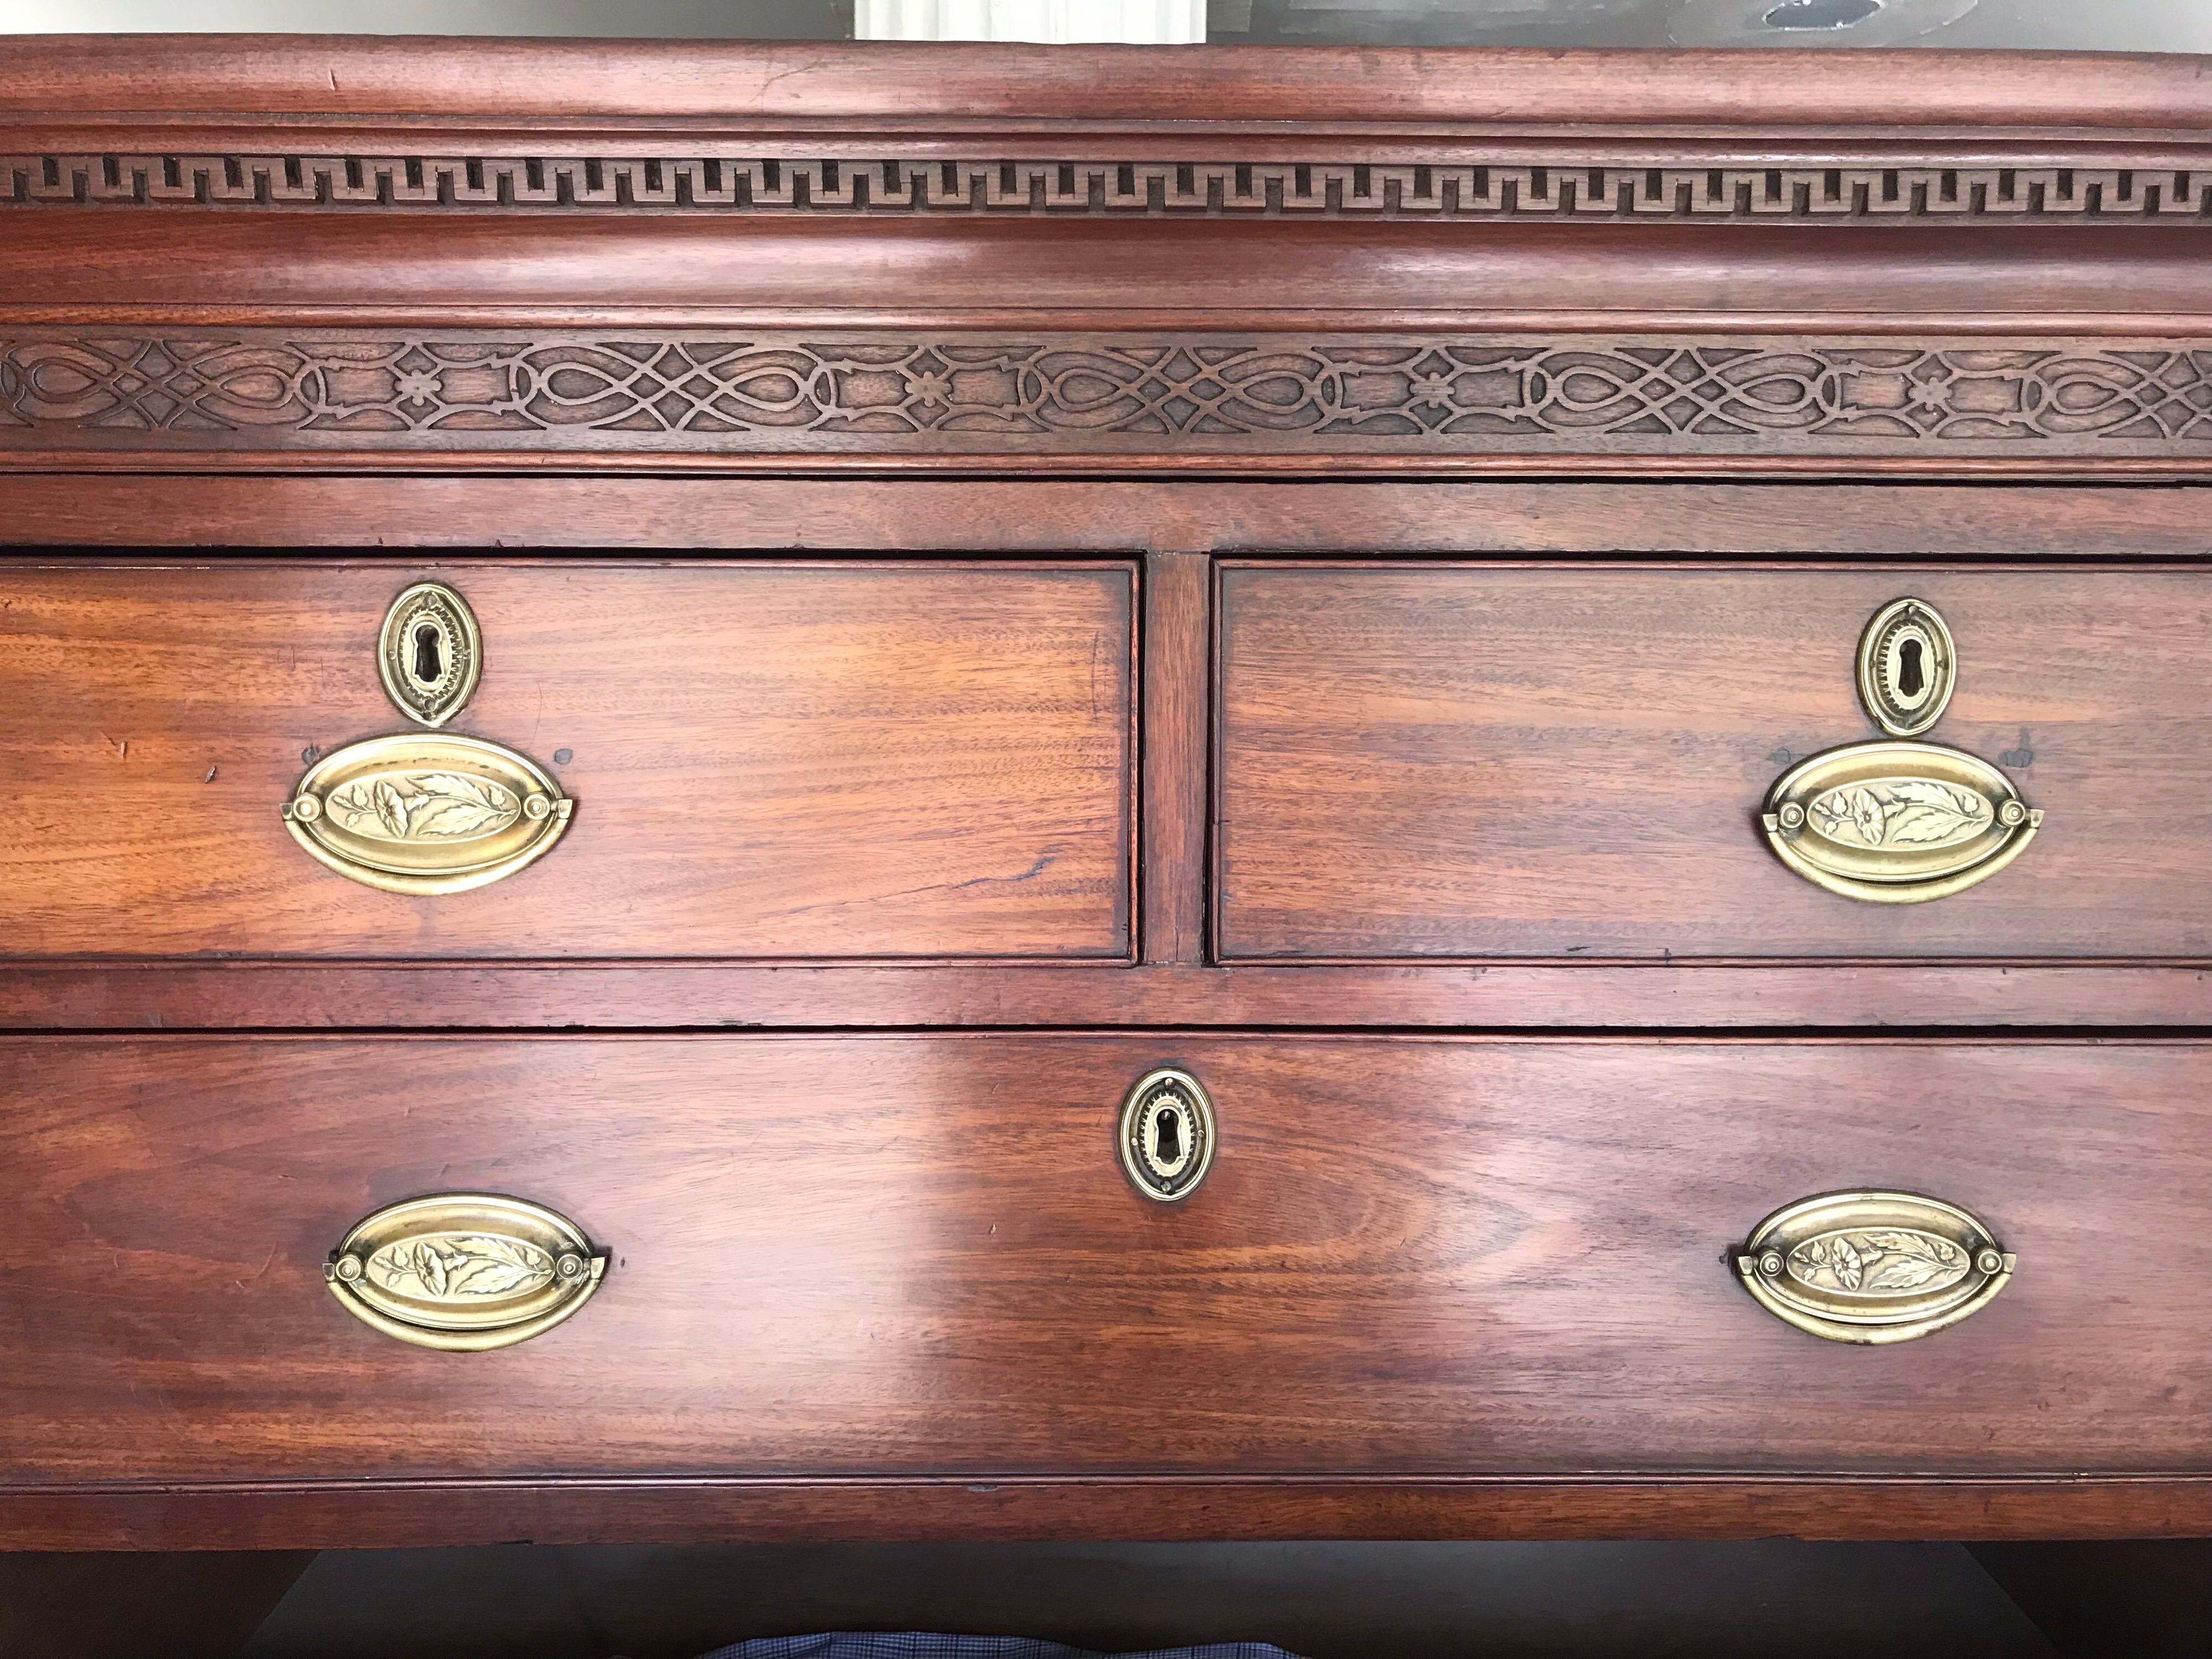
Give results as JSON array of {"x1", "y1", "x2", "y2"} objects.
[
  {"x1": 0, "y1": 561, "x2": 1132, "y2": 960},
  {"x1": 1217, "y1": 564, "x2": 2212, "y2": 961},
  {"x1": 4, "y1": 1035, "x2": 2205, "y2": 1485}
]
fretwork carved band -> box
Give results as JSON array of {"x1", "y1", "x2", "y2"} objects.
[
  {"x1": 3, "y1": 332, "x2": 2210, "y2": 459},
  {"x1": 6, "y1": 155, "x2": 2212, "y2": 221}
]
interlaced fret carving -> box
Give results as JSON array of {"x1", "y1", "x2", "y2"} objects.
[{"x1": 4, "y1": 334, "x2": 2210, "y2": 453}]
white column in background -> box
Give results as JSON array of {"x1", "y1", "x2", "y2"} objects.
[{"x1": 855, "y1": 0, "x2": 1205, "y2": 43}]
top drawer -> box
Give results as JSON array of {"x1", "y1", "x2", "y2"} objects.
[
  {"x1": 0, "y1": 560, "x2": 1133, "y2": 961},
  {"x1": 1217, "y1": 563, "x2": 2212, "y2": 962}
]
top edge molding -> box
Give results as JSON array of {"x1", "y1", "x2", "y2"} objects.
[{"x1": 6, "y1": 39, "x2": 2212, "y2": 137}]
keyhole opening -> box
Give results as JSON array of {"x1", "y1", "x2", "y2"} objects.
[
  {"x1": 1154, "y1": 1107, "x2": 1182, "y2": 1167},
  {"x1": 1896, "y1": 637, "x2": 1926, "y2": 699},
  {"x1": 411, "y1": 623, "x2": 444, "y2": 687}
]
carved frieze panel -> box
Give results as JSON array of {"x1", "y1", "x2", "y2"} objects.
[
  {"x1": 2, "y1": 332, "x2": 2209, "y2": 462},
  {"x1": 5, "y1": 154, "x2": 2211, "y2": 221}
]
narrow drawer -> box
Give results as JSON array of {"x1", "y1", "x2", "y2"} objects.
[
  {"x1": 0, "y1": 560, "x2": 1133, "y2": 960},
  {"x1": 1217, "y1": 563, "x2": 2212, "y2": 960},
  {"x1": 3, "y1": 1035, "x2": 2204, "y2": 1485}
]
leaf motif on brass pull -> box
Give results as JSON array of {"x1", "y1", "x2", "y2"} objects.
[
  {"x1": 283, "y1": 733, "x2": 572, "y2": 895},
  {"x1": 1736, "y1": 1191, "x2": 2015, "y2": 1344},
  {"x1": 327, "y1": 1193, "x2": 607, "y2": 1352},
  {"x1": 1787, "y1": 1229, "x2": 1969, "y2": 1295},
  {"x1": 367, "y1": 1234, "x2": 556, "y2": 1300},
  {"x1": 1764, "y1": 742, "x2": 2039, "y2": 904},
  {"x1": 326, "y1": 771, "x2": 523, "y2": 843},
  {"x1": 1806, "y1": 779, "x2": 1990, "y2": 851},
  {"x1": 1765, "y1": 598, "x2": 2041, "y2": 902}
]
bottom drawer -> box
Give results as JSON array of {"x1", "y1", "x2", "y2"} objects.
[{"x1": 2, "y1": 1036, "x2": 2206, "y2": 1491}]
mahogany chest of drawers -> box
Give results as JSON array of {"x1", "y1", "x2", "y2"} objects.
[{"x1": 3, "y1": 37, "x2": 2211, "y2": 1551}]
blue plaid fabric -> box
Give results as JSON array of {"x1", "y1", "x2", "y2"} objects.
[{"x1": 698, "y1": 1639, "x2": 1305, "y2": 1659}]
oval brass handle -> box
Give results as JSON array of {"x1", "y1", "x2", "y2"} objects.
[
  {"x1": 325, "y1": 1193, "x2": 608, "y2": 1351},
  {"x1": 284, "y1": 733, "x2": 573, "y2": 895},
  {"x1": 1119, "y1": 1067, "x2": 1216, "y2": 1203},
  {"x1": 1735, "y1": 1190, "x2": 2015, "y2": 1344},
  {"x1": 1762, "y1": 740, "x2": 2041, "y2": 904},
  {"x1": 1764, "y1": 597, "x2": 2042, "y2": 904},
  {"x1": 281, "y1": 581, "x2": 574, "y2": 895}
]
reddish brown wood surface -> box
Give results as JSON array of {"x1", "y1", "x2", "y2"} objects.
[
  {"x1": 1218, "y1": 562, "x2": 2212, "y2": 962},
  {"x1": 6, "y1": 963, "x2": 2212, "y2": 1034},
  {"x1": 6, "y1": 38, "x2": 2211, "y2": 135},
  {"x1": 3, "y1": 476, "x2": 2210, "y2": 556},
  {"x1": 11, "y1": 219, "x2": 2212, "y2": 333},
  {"x1": 4, "y1": 1036, "x2": 2206, "y2": 1499},
  {"x1": 1141, "y1": 552, "x2": 1209, "y2": 965},
  {"x1": 0, "y1": 560, "x2": 1134, "y2": 961},
  {"x1": 9, "y1": 1476, "x2": 2212, "y2": 1553}
]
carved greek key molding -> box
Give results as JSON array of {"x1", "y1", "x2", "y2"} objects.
[
  {"x1": 6, "y1": 154, "x2": 2211, "y2": 221},
  {"x1": 4, "y1": 332, "x2": 2211, "y2": 457}
]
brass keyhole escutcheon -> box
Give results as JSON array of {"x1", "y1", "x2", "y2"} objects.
[
  {"x1": 283, "y1": 581, "x2": 574, "y2": 895},
  {"x1": 1856, "y1": 597, "x2": 1955, "y2": 739},
  {"x1": 1764, "y1": 597, "x2": 2042, "y2": 904},
  {"x1": 1119, "y1": 1067, "x2": 1215, "y2": 1203},
  {"x1": 379, "y1": 581, "x2": 481, "y2": 729}
]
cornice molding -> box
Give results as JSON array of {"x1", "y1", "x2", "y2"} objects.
[
  {"x1": 4, "y1": 331, "x2": 2209, "y2": 469},
  {"x1": 6, "y1": 154, "x2": 2212, "y2": 221}
]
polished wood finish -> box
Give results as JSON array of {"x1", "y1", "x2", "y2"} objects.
[
  {"x1": 11, "y1": 38, "x2": 2212, "y2": 131},
  {"x1": 1218, "y1": 563, "x2": 2212, "y2": 962},
  {"x1": 11, "y1": 1477, "x2": 2212, "y2": 1554},
  {"x1": 3, "y1": 41, "x2": 2208, "y2": 1553},
  {"x1": 9, "y1": 962, "x2": 2212, "y2": 1033},
  {"x1": 6, "y1": 477, "x2": 2211, "y2": 557},
  {"x1": 0, "y1": 561, "x2": 1134, "y2": 962},
  {"x1": 4, "y1": 1038, "x2": 2206, "y2": 1501}
]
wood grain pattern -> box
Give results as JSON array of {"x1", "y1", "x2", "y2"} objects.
[
  {"x1": 2, "y1": 1036, "x2": 2206, "y2": 1500},
  {"x1": 6, "y1": 963, "x2": 2211, "y2": 1034},
  {"x1": 0, "y1": 561, "x2": 1134, "y2": 961},
  {"x1": 6, "y1": 38, "x2": 2211, "y2": 134},
  {"x1": 11, "y1": 218, "x2": 2212, "y2": 342},
  {"x1": 1218, "y1": 563, "x2": 2212, "y2": 962},
  {"x1": 4, "y1": 476, "x2": 2210, "y2": 557},
  {"x1": 10, "y1": 1477, "x2": 2212, "y2": 1553},
  {"x1": 1141, "y1": 553, "x2": 1209, "y2": 966}
]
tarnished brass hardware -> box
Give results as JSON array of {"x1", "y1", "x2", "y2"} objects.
[
  {"x1": 325, "y1": 1192, "x2": 608, "y2": 1352},
  {"x1": 1857, "y1": 598, "x2": 1955, "y2": 738},
  {"x1": 283, "y1": 732, "x2": 573, "y2": 895},
  {"x1": 1735, "y1": 1190, "x2": 2015, "y2": 1344},
  {"x1": 1762, "y1": 741, "x2": 2041, "y2": 904},
  {"x1": 1119, "y1": 1067, "x2": 1215, "y2": 1203},
  {"x1": 379, "y1": 582, "x2": 482, "y2": 729},
  {"x1": 1765, "y1": 598, "x2": 2039, "y2": 902}
]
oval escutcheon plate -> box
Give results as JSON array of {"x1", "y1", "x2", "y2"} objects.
[
  {"x1": 326, "y1": 1193, "x2": 609, "y2": 1351},
  {"x1": 1762, "y1": 740, "x2": 2041, "y2": 904},
  {"x1": 1736, "y1": 1191, "x2": 2016, "y2": 1345},
  {"x1": 282, "y1": 733, "x2": 573, "y2": 895}
]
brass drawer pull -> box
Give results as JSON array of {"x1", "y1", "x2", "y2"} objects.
[
  {"x1": 1762, "y1": 598, "x2": 2041, "y2": 903},
  {"x1": 281, "y1": 582, "x2": 573, "y2": 894},
  {"x1": 1762, "y1": 742, "x2": 2040, "y2": 904},
  {"x1": 285, "y1": 733, "x2": 572, "y2": 895},
  {"x1": 1735, "y1": 1190, "x2": 2015, "y2": 1344},
  {"x1": 325, "y1": 1193, "x2": 608, "y2": 1351},
  {"x1": 1119, "y1": 1066, "x2": 1215, "y2": 1202}
]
